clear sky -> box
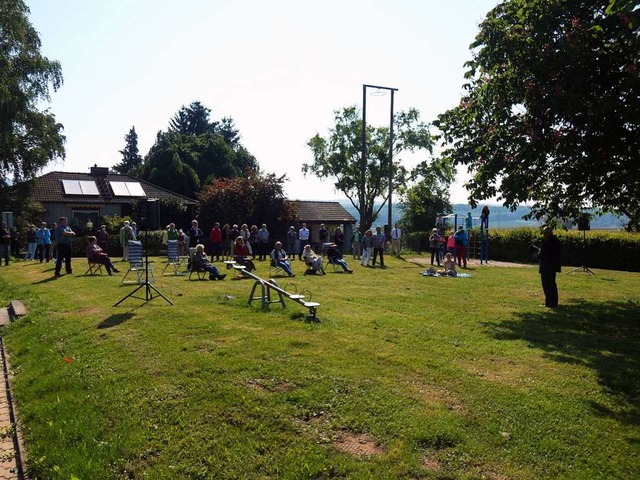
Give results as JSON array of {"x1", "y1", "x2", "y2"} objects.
[{"x1": 27, "y1": 0, "x2": 499, "y2": 203}]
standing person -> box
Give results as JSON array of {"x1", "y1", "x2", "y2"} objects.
[
  {"x1": 446, "y1": 230, "x2": 456, "y2": 255},
  {"x1": 10, "y1": 227, "x2": 20, "y2": 259},
  {"x1": 318, "y1": 224, "x2": 328, "y2": 246},
  {"x1": 54, "y1": 217, "x2": 76, "y2": 277},
  {"x1": 0, "y1": 222, "x2": 10, "y2": 266},
  {"x1": 332, "y1": 226, "x2": 344, "y2": 252},
  {"x1": 480, "y1": 205, "x2": 490, "y2": 229},
  {"x1": 286, "y1": 226, "x2": 297, "y2": 260},
  {"x1": 119, "y1": 221, "x2": 136, "y2": 261},
  {"x1": 166, "y1": 223, "x2": 179, "y2": 242},
  {"x1": 361, "y1": 229, "x2": 373, "y2": 267},
  {"x1": 249, "y1": 225, "x2": 259, "y2": 259},
  {"x1": 177, "y1": 229, "x2": 186, "y2": 256},
  {"x1": 36, "y1": 222, "x2": 51, "y2": 262},
  {"x1": 50, "y1": 222, "x2": 58, "y2": 261},
  {"x1": 372, "y1": 226, "x2": 386, "y2": 268},
  {"x1": 131, "y1": 222, "x2": 139, "y2": 239},
  {"x1": 429, "y1": 228, "x2": 442, "y2": 266},
  {"x1": 351, "y1": 227, "x2": 362, "y2": 259},
  {"x1": 222, "y1": 224, "x2": 233, "y2": 260},
  {"x1": 257, "y1": 224, "x2": 270, "y2": 261},
  {"x1": 24, "y1": 224, "x2": 37, "y2": 260},
  {"x1": 454, "y1": 226, "x2": 468, "y2": 268},
  {"x1": 188, "y1": 220, "x2": 203, "y2": 249},
  {"x1": 96, "y1": 225, "x2": 109, "y2": 253},
  {"x1": 209, "y1": 222, "x2": 222, "y2": 261},
  {"x1": 298, "y1": 223, "x2": 310, "y2": 259},
  {"x1": 537, "y1": 226, "x2": 562, "y2": 308},
  {"x1": 390, "y1": 223, "x2": 402, "y2": 257},
  {"x1": 465, "y1": 212, "x2": 474, "y2": 231}
]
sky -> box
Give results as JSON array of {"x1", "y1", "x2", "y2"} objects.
[{"x1": 27, "y1": 0, "x2": 500, "y2": 204}]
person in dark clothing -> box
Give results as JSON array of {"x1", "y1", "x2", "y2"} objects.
[{"x1": 537, "y1": 226, "x2": 562, "y2": 308}]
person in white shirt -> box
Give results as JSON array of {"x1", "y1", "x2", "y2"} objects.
[
  {"x1": 391, "y1": 223, "x2": 402, "y2": 257},
  {"x1": 298, "y1": 223, "x2": 310, "y2": 260}
]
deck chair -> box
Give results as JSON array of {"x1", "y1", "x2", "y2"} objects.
[
  {"x1": 322, "y1": 243, "x2": 341, "y2": 272},
  {"x1": 162, "y1": 240, "x2": 186, "y2": 275},
  {"x1": 188, "y1": 247, "x2": 208, "y2": 280},
  {"x1": 85, "y1": 260, "x2": 104, "y2": 275},
  {"x1": 121, "y1": 240, "x2": 155, "y2": 284}
]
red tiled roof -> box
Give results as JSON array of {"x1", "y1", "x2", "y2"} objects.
[
  {"x1": 28, "y1": 171, "x2": 198, "y2": 205},
  {"x1": 288, "y1": 200, "x2": 355, "y2": 223}
]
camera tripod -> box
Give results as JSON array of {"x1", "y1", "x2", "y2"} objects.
[{"x1": 566, "y1": 229, "x2": 595, "y2": 276}]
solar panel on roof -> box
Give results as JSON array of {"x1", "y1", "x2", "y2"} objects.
[
  {"x1": 109, "y1": 181, "x2": 146, "y2": 197},
  {"x1": 62, "y1": 179, "x2": 99, "y2": 195}
]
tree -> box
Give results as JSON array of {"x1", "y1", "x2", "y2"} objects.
[
  {"x1": 304, "y1": 106, "x2": 435, "y2": 231},
  {"x1": 400, "y1": 163, "x2": 453, "y2": 233},
  {"x1": 139, "y1": 102, "x2": 259, "y2": 199},
  {"x1": 113, "y1": 126, "x2": 143, "y2": 175},
  {"x1": 435, "y1": 0, "x2": 640, "y2": 227},
  {"x1": 0, "y1": 0, "x2": 65, "y2": 182},
  {"x1": 197, "y1": 170, "x2": 295, "y2": 237}
]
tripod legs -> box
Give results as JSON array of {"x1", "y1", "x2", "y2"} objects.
[{"x1": 114, "y1": 281, "x2": 173, "y2": 306}]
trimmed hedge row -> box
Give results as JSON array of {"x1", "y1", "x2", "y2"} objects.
[{"x1": 405, "y1": 228, "x2": 640, "y2": 272}]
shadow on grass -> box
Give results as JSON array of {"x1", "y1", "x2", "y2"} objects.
[
  {"x1": 98, "y1": 312, "x2": 135, "y2": 329},
  {"x1": 484, "y1": 299, "x2": 640, "y2": 424}
]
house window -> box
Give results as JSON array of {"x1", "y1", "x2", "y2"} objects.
[{"x1": 72, "y1": 209, "x2": 100, "y2": 229}]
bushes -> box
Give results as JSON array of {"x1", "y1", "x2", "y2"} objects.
[
  {"x1": 476, "y1": 228, "x2": 640, "y2": 272},
  {"x1": 405, "y1": 228, "x2": 640, "y2": 272}
]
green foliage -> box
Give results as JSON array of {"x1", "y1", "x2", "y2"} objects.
[
  {"x1": 435, "y1": 0, "x2": 640, "y2": 226},
  {"x1": 0, "y1": 0, "x2": 65, "y2": 182},
  {"x1": 304, "y1": 106, "x2": 436, "y2": 231},
  {"x1": 400, "y1": 161, "x2": 454, "y2": 233},
  {"x1": 479, "y1": 228, "x2": 640, "y2": 271},
  {"x1": 112, "y1": 126, "x2": 143, "y2": 175},
  {"x1": 196, "y1": 170, "x2": 295, "y2": 237},
  {"x1": 139, "y1": 102, "x2": 258, "y2": 199},
  {"x1": 2, "y1": 255, "x2": 639, "y2": 478}
]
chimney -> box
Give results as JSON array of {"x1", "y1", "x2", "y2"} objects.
[{"x1": 90, "y1": 166, "x2": 110, "y2": 176}]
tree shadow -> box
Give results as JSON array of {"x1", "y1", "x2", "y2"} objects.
[
  {"x1": 97, "y1": 312, "x2": 135, "y2": 329},
  {"x1": 483, "y1": 299, "x2": 640, "y2": 425}
]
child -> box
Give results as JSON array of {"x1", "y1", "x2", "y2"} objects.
[
  {"x1": 193, "y1": 244, "x2": 226, "y2": 280},
  {"x1": 438, "y1": 252, "x2": 457, "y2": 276}
]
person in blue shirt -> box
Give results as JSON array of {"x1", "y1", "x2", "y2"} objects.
[
  {"x1": 453, "y1": 226, "x2": 468, "y2": 268},
  {"x1": 36, "y1": 222, "x2": 52, "y2": 263}
]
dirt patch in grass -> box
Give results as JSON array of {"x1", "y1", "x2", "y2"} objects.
[
  {"x1": 333, "y1": 431, "x2": 385, "y2": 457},
  {"x1": 422, "y1": 455, "x2": 442, "y2": 471},
  {"x1": 245, "y1": 378, "x2": 296, "y2": 393},
  {"x1": 456, "y1": 357, "x2": 540, "y2": 387},
  {"x1": 404, "y1": 379, "x2": 466, "y2": 414}
]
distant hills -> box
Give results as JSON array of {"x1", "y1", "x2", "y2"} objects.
[{"x1": 336, "y1": 200, "x2": 627, "y2": 230}]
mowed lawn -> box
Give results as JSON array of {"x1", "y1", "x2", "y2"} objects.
[{"x1": 0, "y1": 254, "x2": 639, "y2": 479}]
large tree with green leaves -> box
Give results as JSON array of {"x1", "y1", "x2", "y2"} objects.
[
  {"x1": 400, "y1": 162, "x2": 453, "y2": 233},
  {"x1": 435, "y1": 0, "x2": 640, "y2": 227},
  {"x1": 0, "y1": 0, "x2": 65, "y2": 182},
  {"x1": 197, "y1": 170, "x2": 295, "y2": 237},
  {"x1": 139, "y1": 101, "x2": 258, "y2": 199},
  {"x1": 304, "y1": 106, "x2": 435, "y2": 231},
  {"x1": 112, "y1": 126, "x2": 142, "y2": 175}
]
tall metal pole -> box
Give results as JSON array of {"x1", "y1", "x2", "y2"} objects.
[
  {"x1": 361, "y1": 85, "x2": 367, "y2": 227},
  {"x1": 387, "y1": 89, "x2": 395, "y2": 232}
]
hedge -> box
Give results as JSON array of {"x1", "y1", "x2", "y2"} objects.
[{"x1": 405, "y1": 228, "x2": 640, "y2": 272}]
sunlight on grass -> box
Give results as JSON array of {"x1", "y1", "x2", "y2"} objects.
[{"x1": 1, "y1": 255, "x2": 639, "y2": 479}]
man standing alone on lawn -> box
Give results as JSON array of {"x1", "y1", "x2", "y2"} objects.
[
  {"x1": 54, "y1": 217, "x2": 76, "y2": 277},
  {"x1": 391, "y1": 223, "x2": 402, "y2": 257},
  {"x1": 538, "y1": 226, "x2": 562, "y2": 308}
]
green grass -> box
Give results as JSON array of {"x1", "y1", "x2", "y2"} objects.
[{"x1": 1, "y1": 254, "x2": 639, "y2": 479}]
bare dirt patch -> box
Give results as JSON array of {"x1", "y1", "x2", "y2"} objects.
[
  {"x1": 333, "y1": 431, "x2": 385, "y2": 457},
  {"x1": 422, "y1": 455, "x2": 442, "y2": 471}
]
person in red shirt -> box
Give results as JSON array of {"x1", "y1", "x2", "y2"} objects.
[
  {"x1": 209, "y1": 222, "x2": 222, "y2": 261},
  {"x1": 232, "y1": 236, "x2": 255, "y2": 271}
]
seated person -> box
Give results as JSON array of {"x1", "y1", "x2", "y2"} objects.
[
  {"x1": 193, "y1": 244, "x2": 226, "y2": 280},
  {"x1": 86, "y1": 236, "x2": 120, "y2": 275},
  {"x1": 232, "y1": 236, "x2": 256, "y2": 271},
  {"x1": 325, "y1": 242, "x2": 353, "y2": 273},
  {"x1": 438, "y1": 252, "x2": 457, "y2": 276},
  {"x1": 270, "y1": 241, "x2": 295, "y2": 277},
  {"x1": 302, "y1": 244, "x2": 325, "y2": 275}
]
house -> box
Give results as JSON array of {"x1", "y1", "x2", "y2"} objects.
[
  {"x1": 288, "y1": 200, "x2": 357, "y2": 252},
  {"x1": 19, "y1": 166, "x2": 198, "y2": 229}
]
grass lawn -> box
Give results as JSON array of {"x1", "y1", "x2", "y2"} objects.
[{"x1": 0, "y1": 253, "x2": 638, "y2": 479}]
